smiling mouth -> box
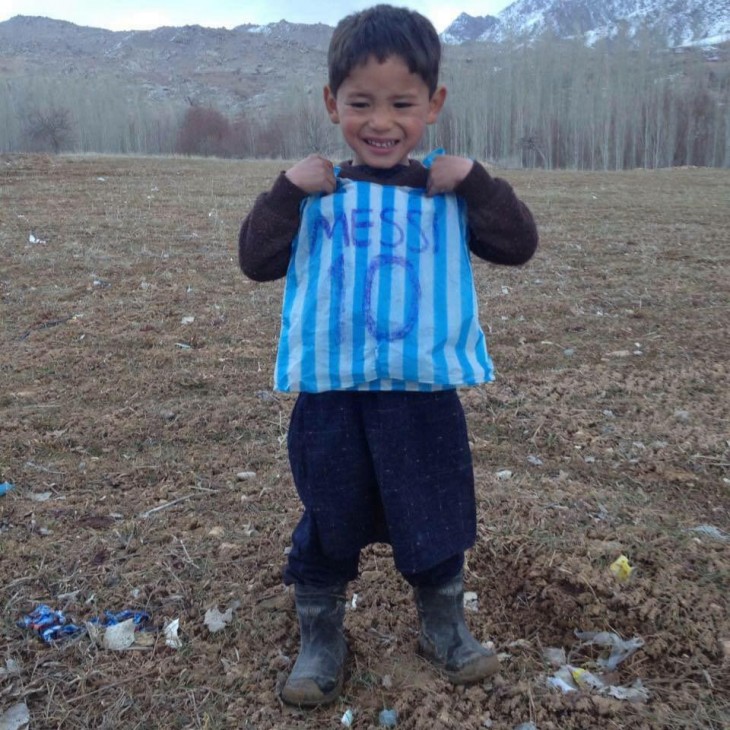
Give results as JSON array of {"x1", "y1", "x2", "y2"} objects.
[{"x1": 366, "y1": 139, "x2": 398, "y2": 149}]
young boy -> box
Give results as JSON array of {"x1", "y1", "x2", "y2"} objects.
[{"x1": 238, "y1": 4, "x2": 538, "y2": 707}]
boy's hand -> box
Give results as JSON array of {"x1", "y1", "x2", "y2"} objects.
[
  {"x1": 426, "y1": 155, "x2": 474, "y2": 196},
  {"x1": 285, "y1": 154, "x2": 337, "y2": 195}
]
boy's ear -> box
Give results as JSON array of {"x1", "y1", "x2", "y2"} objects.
[
  {"x1": 427, "y1": 85, "x2": 447, "y2": 124},
  {"x1": 323, "y1": 86, "x2": 340, "y2": 124}
]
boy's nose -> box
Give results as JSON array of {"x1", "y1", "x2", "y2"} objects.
[{"x1": 368, "y1": 108, "x2": 391, "y2": 131}]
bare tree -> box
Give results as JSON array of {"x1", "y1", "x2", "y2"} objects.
[
  {"x1": 3, "y1": 34, "x2": 727, "y2": 168},
  {"x1": 25, "y1": 106, "x2": 73, "y2": 152},
  {"x1": 176, "y1": 105, "x2": 232, "y2": 156},
  {"x1": 519, "y1": 134, "x2": 548, "y2": 168},
  {"x1": 297, "y1": 95, "x2": 334, "y2": 154}
]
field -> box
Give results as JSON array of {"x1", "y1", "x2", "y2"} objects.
[{"x1": 1, "y1": 154, "x2": 728, "y2": 729}]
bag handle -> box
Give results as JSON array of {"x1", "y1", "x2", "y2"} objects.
[{"x1": 422, "y1": 148, "x2": 445, "y2": 169}]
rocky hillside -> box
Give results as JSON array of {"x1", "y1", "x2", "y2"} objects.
[
  {"x1": 1, "y1": 1, "x2": 728, "y2": 119},
  {"x1": 0, "y1": 16, "x2": 331, "y2": 115},
  {"x1": 442, "y1": 0, "x2": 730, "y2": 47}
]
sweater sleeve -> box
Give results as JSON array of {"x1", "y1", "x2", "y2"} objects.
[
  {"x1": 238, "y1": 172, "x2": 308, "y2": 282},
  {"x1": 456, "y1": 162, "x2": 538, "y2": 266}
]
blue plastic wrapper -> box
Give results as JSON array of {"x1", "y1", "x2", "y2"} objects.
[
  {"x1": 0, "y1": 481, "x2": 14, "y2": 496},
  {"x1": 18, "y1": 605, "x2": 85, "y2": 643},
  {"x1": 19, "y1": 605, "x2": 151, "y2": 643},
  {"x1": 89, "y1": 610, "x2": 150, "y2": 628}
]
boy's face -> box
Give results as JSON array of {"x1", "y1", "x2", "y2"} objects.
[{"x1": 324, "y1": 55, "x2": 446, "y2": 168}]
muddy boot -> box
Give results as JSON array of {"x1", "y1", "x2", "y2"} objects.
[
  {"x1": 281, "y1": 583, "x2": 348, "y2": 706},
  {"x1": 414, "y1": 572, "x2": 499, "y2": 684}
]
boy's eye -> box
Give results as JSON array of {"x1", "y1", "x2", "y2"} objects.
[
  {"x1": 394, "y1": 102, "x2": 414, "y2": 109},
  {"x1": 349, "y1": 102, "x2": 369, "y2": 109}
]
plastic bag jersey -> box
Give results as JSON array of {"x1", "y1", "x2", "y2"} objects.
[{"x1": 275, "y1": 154, "x2": 493, "y2": 393}]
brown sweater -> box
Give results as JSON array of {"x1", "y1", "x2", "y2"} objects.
[{"x1": 238, "y1": 159, "x2": 538, "y2": 282}]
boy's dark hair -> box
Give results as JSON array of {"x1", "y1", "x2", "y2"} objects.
[{"x1": 328, "y1": 4, "x2": 441, "y2": 97}]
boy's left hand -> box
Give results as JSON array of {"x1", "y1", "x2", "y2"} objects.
[{"x1": 426, "y1": 155, "x2": 474, "y2": 196}]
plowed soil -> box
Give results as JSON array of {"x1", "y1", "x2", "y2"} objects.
[{"x1": 1, "y1": 154, "x2": 728, "y2": 729}]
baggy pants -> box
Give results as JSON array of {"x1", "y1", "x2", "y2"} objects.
[{"x1": 283, "y1": 390, "x2": 476, "y2": 587}]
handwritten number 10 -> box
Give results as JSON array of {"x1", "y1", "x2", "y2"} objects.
[{"x1": 329, "y1": 254, "x2": 421, "y2": 344}]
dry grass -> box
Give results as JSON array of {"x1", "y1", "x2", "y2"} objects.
[{"x1": 1, "y1": 154, "x2": 728, "y2": 729}]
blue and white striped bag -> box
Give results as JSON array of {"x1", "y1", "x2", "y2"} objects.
[{"x1": 274, "y1": 153, "x2": 494, "y2": 392}]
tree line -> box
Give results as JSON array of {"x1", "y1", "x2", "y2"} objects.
[
  {"x1": 1, "y1": 34, "x2": 728, "y2": 169},
  {"x1": 435, "y1": 34, "x2": 729, "y2": 169}
]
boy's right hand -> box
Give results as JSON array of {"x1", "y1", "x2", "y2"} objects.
[{"x1": 285, "y1": 154, "x2": 337, "y2": 195}]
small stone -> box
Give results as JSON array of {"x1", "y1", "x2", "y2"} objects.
[
  {"x1": 0, "y1": 659, "x2": 21, "y2": 677},
  {"x1": 208, "y1": 526, "x2": 225, "y2": 537},
  {"x1": 379, "y1": 708, "x2": 397, "y2": 727},
  {"x1": 721, "y1": 638, "x2": 730, "y2": 659},
  {"x1": 496, "y1": 469, "x2": 513, "y2": 480},
  {"x1": 219, "y1": 542, "x2": 241, "y2": 558},
  {"x1": 674, "y1": 410, "x2": 690, "y2": 422},
  {"x1": 236, "y1": 471, "x2": 256, "y2": 481},
  {"x1": 270, "y1": 653, "x2": 290, "y2": 671}
]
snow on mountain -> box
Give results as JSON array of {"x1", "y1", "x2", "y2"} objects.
[
  {"x1": 441, "y1": 0, "x2": 730, "y2": 47},
  {"x1": 440, "y1": 13, "x2": 500, "y2": 44}
]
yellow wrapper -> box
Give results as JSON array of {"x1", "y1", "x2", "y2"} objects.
[{"x1": 610, "y1": 554, "x2": 633, "y2": 582}]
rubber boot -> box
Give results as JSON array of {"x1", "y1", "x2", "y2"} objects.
[
  {"x1": 280, "y1": 583, "x2": 348, "y2": 706},
  {"x1": 414, "y1": 572, "x2": 499, "y2": 683}
]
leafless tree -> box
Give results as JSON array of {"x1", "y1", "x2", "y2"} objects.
[{"x1": 25, "y1": 106, "x2": 73, "y2": 152}]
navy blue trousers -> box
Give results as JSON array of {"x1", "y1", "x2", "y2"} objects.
[{"x1": 284, "y1": 390, "x2": 476, "y2": 587}]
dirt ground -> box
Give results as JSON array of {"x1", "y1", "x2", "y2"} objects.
[{"x1": 1, "y1": 154, "x2": 728, "y2": 730}]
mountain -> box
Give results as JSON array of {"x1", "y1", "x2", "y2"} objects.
[
  {"x1": 0, "y1": 15, "x2": 330, "y2": 115},
  {"x1": 0, "y1": 3, "x2": 727, "y2": 156},
  {"x1": 442, "y1": 0, "x2": 730, "y2": 47},
  {"x1": 440, "y1": 13, "x2": 500, "y2": 44}
]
